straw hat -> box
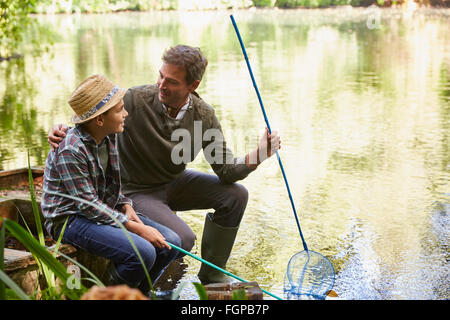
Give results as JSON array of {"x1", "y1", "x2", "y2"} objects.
[{"x1": 69, "y1": 74, "x2": 127, "y2": 124}]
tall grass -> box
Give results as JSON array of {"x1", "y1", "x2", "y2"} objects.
[{"x1": 27, "y1": 151, "x2": 64, "y2": 299}]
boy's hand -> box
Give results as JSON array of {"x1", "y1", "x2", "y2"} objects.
[
  {"x1": 138, "y1": 225, "x2": 171, "y2": 250},
  {"x1": 122, "y1": 204, "x2": 144, "y2": 225},
  {"x1": 124, "y1": 219, "x2": 171, "y2": 250}
]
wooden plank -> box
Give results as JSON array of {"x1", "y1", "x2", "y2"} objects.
[
  {"x1": 4, "y1": 244, "x2": 77, "y2": 272},
  {"x1": 0, "y1": 167, "x2": 44, "y2": 189},
  {"x1": 4, "y1": 248, "x2": 33, "y2": 263},
  {"x1": 0, "y1": 198, "x2": 18, "y2": 225},
  {"x1": 204, "y1": 281, "x2": 263, "y2": 300},
  {"x1": 4, "y1": 248, "x2": 36, "y2": 272}
]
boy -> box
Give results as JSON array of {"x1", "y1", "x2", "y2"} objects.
[{"x1": 41, "y1": 74, "x2": 181, "y2": 296}]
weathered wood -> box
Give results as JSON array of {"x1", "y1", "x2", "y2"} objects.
[
  {"x1": 204, "y1": 281, "x2": 263, "y2": 300},
  {"x1": 0, "y1": 198, "x2": 17, "y2": 224},
  {"x1": 0, "y1": 167, "x2": 44, "y2": 190},
  {"x1": 4, "y1": 245, "x2": 77, "y2": 272},
  {"x1": 4, "y1": 248, "x2": 32, "y2": 266},
  {"x1": 74, "y1": 248, "x2": 111, "y2": 285},
  {"x1": 0, "y1": 197, "x2": 45, "y2": 234}
]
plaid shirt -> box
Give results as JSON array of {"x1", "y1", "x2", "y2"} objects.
[{"x1": 42, "y1": 125, "x2": 131, "y2": 236}]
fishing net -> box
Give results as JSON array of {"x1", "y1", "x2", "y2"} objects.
[
  {"x1": 230, "y1": 15, "x2": 336, "y2": 301},
  {"x1": 284, "y1": 250, "x2": 335, "y2": 300}
]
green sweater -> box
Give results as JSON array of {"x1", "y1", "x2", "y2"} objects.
[{"x1": 118, "y1": 84, "x2": 254, "y2": 194}]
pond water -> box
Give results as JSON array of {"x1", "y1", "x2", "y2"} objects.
[{"x1": 0, "y1": 8, "x2": 448, "y2": 300}]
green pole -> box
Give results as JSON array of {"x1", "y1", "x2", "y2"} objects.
[{"x1": 167, "y1": 242, "x2": 283, "y2": 300}]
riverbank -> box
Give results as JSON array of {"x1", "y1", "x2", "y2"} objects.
[{"x1": 30, "y1": 0, "x2": 449, "y2": 14}]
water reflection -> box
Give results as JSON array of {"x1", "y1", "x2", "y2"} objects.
[
  {"x1": 0, "y1": 58, "x2": 50, "y2": 170},
  {"x1": 0, "y1": 8, "x2": 448, "y2": 299}
]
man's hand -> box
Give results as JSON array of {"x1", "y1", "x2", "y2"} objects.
[
  {"x1": 48, "y1": 124, "x2": 69, "y2": 151},
  {"x1": 246, "y1": 127, "x2": 281, "y2": 169},
  {"x1": 121, "y1": 204, "x2": 144, "y2": 225},
  {"x1": 258, "y1": 127, "x2": 281, "y2": 160}
]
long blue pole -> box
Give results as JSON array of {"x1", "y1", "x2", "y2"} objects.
[
  {"x1": 167, "y1": 242, "x2": 283, "y2": 300},
  {"x1": 229, "y1": 14, "x2": 308, "y2": 252}
]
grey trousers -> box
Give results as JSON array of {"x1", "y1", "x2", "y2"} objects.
[{"x1": 127, "y1": 169, "x2": 249, "y2": 253}]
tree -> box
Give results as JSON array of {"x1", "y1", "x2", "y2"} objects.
[{"x1": 0, "y1": 0, "x2": 36, "y2": 60}]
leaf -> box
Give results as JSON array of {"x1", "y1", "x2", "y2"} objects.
[
  {"x1": 232, "y1": 288, "x2": 248, "y2": 300},
  {"x1": 193, "y1": 282, "x2": 208, "y2": 300},
  {"x1": 28, "y1": 154, "x2": 57, "y2": 291},
  {"x1": 326, "y1": 290, "x2": 338, "y2": 297},
  {"x1": 52, "y1": 217, "x2": 69, "y2": 257},
  {"x1": 170, "y1": 281, "x2": 188, "y2": 300},
  {"x1": 27, "y1": 151, "x2": 45, "y2": 246}
]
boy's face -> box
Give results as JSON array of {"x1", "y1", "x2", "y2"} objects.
[{"x1": 102, "y1": 99, "x2": 128, "y2": 134}]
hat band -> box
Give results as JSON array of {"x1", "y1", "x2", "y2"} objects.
[{"x1": 77, "y1": 86, "x2": 119, "y2": 121}]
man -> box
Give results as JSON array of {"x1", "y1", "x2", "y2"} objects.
[
  {"x1": 48, "y1": 45, "x2": 280, "y2": 284},
  {"x1": 42, "y1": 74, "x2": 181, "y2": 295}
]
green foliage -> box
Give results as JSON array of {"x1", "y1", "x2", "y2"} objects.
[
  {"x1": 2, "y1": 0, "x2": 441, "y2": 20},
  {"x1": 33, "y1": 0, "x2": 111, "y2": 13},
  {"x1": 0, "y1": 0, "x2": 37, "y2": 58},
  {"x1": 274, "y1": 0, "x2": 361, "y2": 8},
  {"x1": 193, "y1": 282, "x2": 250, "y2": 300},
  {"x1": 232, "y1": 288, "x2": 248, "y2": 300},
  {"x1": 252, "y1": 0, "x2": 274, "y2": 6},
  {"x1": 169, "y1": 281, "x2": 187, "y2": 300},
  {"x1": 193, "y1": 282, "x2": 209, "y2": 300},
  {"x1": 31, "y1": 0, "x2": 256, "y2": 12},
  {"x1": 32, "y1": 0, "x2": 178, "y2": 12},
  {"x1": 27, "y1": 152, "x2": 71, "y2": 299}
]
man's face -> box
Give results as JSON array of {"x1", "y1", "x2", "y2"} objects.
[{"x1": 157, "y1": 62, "x2": 199, "y2": 109}]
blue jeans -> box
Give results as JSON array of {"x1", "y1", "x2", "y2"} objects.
[
  {"x1": 128, "y1": 169, "x2": 249, "y2": 253},
  {"x1": 57, "y1": 214, "x2": 181, "y2": 289}
]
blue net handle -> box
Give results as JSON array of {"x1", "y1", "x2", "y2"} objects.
[{"x1": 230, "y1": 14, "x2": 308, "y2": 251}]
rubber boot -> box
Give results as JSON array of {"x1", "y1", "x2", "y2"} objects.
[{"x1": 197, "y1": 213, "x2": 239, "y2": 285}]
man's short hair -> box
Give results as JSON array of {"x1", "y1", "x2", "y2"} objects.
[{"x1": 162, "y1": 45, "x2": 208, "y2": 84}]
